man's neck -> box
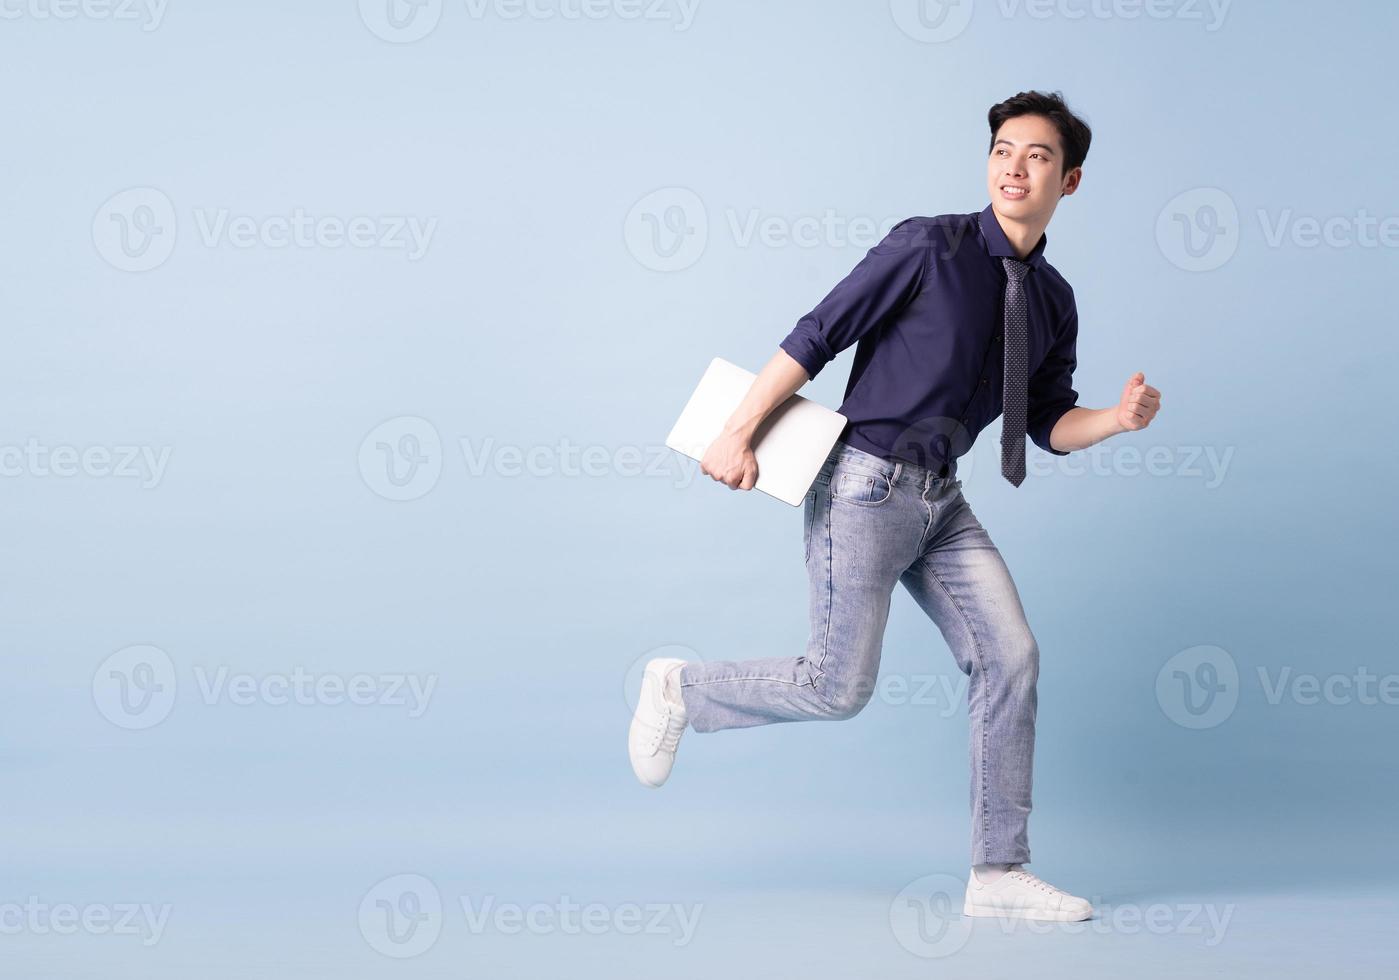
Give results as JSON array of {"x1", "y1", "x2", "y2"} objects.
[{"x1": 992, "y1": 207, "x2": 1050, "y2": 261}]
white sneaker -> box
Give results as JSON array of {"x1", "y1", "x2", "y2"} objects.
[
  {"x1": 963, "y1": 864, "x2": 1093, "y2": 922},
  {"x1": 628, "y1": 658, "x2": 689, "y2": 788}
]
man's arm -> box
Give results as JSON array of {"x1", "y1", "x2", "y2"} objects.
[
  {"x1": 700, "y1": 348, "x2": 809, "y2": 490},
  {"x1": 776, "y1": 217, "x2": 929, "y2": 383},
  {"x1": 1048, "y1": 371, "x2": 1162, "y2": 452},
  {"x1": 701, "y1": 218, "x2": 930, "y2": 491},
  {"x1": 1029, "y1": 292, "x2": 1163, "y2": 455}
]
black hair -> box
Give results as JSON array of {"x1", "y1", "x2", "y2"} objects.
[{"x1": 987, "y1": 90, "x2": 1092, "y2": 175}]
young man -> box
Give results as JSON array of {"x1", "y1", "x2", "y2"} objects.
[{"x1": 629, "y1": 91, "x2": 1161, "y2": 921}]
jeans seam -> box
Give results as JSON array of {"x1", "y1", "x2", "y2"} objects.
[
  {"x1": 814, "y1": 485, "x2": 835, "y2": 688},
  {"x1": 915, "y1": 554, "x2": 994, "y2": 858},
  {"x1": 682, "y1": 676, "x2": 808, "y2": 687},
  {"x1": 918, "y1": 484, "x2": 936, "y2": 551},
  {"x1": 803, "y1": 491, "x2": 815, "y2": 563}
]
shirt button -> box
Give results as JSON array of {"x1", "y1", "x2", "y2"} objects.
[
  {"x1": 994, "y1": 333, "x2": 1002, "y2": 342},
  {"x1": 980, "y1": 378, "x2": 988, "y2": 386}
]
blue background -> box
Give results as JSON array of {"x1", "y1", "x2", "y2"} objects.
[{"x1": 2, "y1": 0, "x2": 1395, "y2": 975}]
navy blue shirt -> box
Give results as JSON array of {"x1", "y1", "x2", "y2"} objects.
[{"x1": 779, "y1": 203, "x2": 1079, "y2": 475}]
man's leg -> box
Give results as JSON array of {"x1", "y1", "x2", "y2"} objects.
[
  {"x1": 898, "y1": 485, "x2": 1039, "y2": 866},
  {"x1": 678, "y1": 461, "x2": 925, "y2": 733}
]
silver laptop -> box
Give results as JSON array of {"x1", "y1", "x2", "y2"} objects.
[{"x1": 665, "y1": 357, "x2": 848, "y2": 506}]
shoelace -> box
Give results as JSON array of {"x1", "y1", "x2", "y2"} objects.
[
  {"x1": 645, "y1": 675, "x2": 687, "y2": 754},
  {"x1": 1006, "y1": 868, "x2": 1061, "y2": 895},
  {"x1": 656, "y1": 712, "x2": 685, "y2": 753}
]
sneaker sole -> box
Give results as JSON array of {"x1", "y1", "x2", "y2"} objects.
[{"x1": 962, "y1": 902, "x2": 1092, "y2": 922}]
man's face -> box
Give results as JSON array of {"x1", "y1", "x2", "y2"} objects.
[{"x1": 986, "y1": 113, "x2": 1080, "y2": 223}]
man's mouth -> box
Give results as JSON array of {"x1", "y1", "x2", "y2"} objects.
[{"x1": 1000, "y1": 185, "x2": 1030, "y2": 200}]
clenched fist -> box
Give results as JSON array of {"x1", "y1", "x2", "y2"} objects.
[
  {"x1": 700, "y1": 430, "x2": 759, "y2": 491},
  {"x1": 1116, "y1": 371, "x2": 1162, "y2": 431}
]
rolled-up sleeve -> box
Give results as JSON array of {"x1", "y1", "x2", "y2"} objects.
[
  {"x1": 1026, "y1": 297, "x2": 1079, "y2": 456},
  {"x1": 778, "y1": 218, "x2": 930, "y2": 381}
]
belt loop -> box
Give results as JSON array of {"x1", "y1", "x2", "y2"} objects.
[{"x1": 891, "y1": 460, "x2": 903, "y2": 484}]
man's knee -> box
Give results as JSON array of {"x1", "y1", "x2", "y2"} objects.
[
  {"x1": 1001, "y1": 629, "x2": 1040, "y2": 686},
  {"x1": 966, "y1": 627, "x2": 1038, "y2": 685},
  {"x1": 813, "y1": 669, "x2": 878, "y2": 720}
]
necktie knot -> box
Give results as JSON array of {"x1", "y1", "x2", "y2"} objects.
[{"x1": 1002, "y1": 257, "x2": 1030, "y2": 283}]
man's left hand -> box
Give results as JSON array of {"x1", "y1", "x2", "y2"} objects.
[{"x1": 1116, "y1": 371, "x2": 1161, "y2": 432}]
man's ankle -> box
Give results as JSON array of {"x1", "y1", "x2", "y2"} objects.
[
  {"x1": 663, "y1": 664, "x2": 687, "y2": 717},
  {"x1": 972, "y1": 862, "x2": 1013, "y2": 884}
]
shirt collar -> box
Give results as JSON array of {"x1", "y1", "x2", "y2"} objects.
[{"x1": 978, "y1": 203, "x2": 1048, "y2": 270}]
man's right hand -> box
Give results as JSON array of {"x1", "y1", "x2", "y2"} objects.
[{"x1": 700, "y1": 431, "x2": 759, "y2": 490}]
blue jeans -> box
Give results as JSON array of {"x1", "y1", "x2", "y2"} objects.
[{"x1": 678, "y1": 439, "x2": 1040, "y2": 865}]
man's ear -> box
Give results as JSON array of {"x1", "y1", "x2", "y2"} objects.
[{"x1": 1059, "y1": 166, "x2": 1082, "y2": 198}]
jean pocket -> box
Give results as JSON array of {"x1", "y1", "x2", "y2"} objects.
[{"x1": 831, "y1": 468, "x2": 893, "y2": 506}]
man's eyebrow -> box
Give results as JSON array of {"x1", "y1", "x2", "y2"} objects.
[{"x1": 992, "y1": 138, "x2": 1056, "y2": 155}]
